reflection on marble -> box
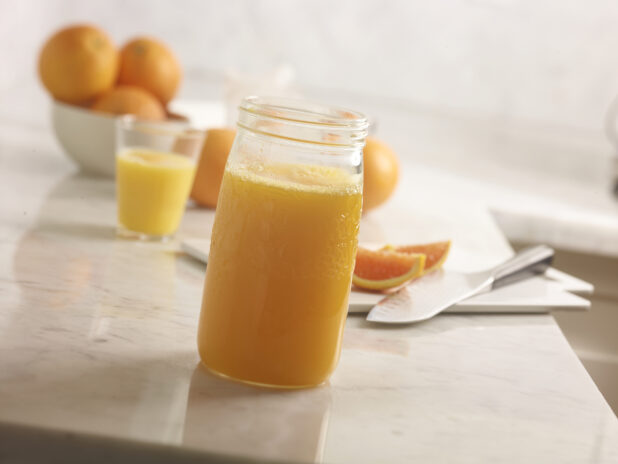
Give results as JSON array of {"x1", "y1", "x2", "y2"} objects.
[
  {"x1": 2, "y1": 174, "x2": 200, "y2": 446},
  {"x1": 184, "y1": 365, "x2": 331, "y2": 462},
  {"x1": 1, "y1": 152, "x2": 617, "y2": 463}
]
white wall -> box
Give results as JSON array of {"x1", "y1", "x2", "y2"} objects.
[{"x1": 2, "y1": 0, "x2": 618, "y2": 131}]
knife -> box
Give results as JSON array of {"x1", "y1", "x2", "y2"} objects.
[{"x1": 366, "y1": 245, "x2": 555, "y2": 324}]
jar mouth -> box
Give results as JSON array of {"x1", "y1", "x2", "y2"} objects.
[{"x1": 238, "y1": 96, "x2": 369, "y2": 148}]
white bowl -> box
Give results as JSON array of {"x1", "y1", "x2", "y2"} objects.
[
  {"x1": 51, "y1": 99, "x2": 226, "y2": 177},
  {"x1": 51, "y1": 100, "x2": 117, "y2": 177}
]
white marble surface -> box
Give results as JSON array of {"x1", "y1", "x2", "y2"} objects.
[{"x1": 1, "y1": 122, "x2": 617, "y2": 463}]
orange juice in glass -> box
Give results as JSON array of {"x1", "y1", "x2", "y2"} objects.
[
  {"x1": 115, "y1": 118, "x2": 204, "y2": 241},
  {"x1": 198, "y1": 97, "x2": 368, "y2": 388}
]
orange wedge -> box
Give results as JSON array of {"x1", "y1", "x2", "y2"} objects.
[
  {"x1": 384, "y1": 240, "x2": 451, "y2": 274},
  {"x1": 352, "y1": 248, "x2": 425, "y2": 291}
]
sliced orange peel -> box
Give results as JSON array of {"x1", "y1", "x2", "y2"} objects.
[
  {"x1": 352, "y1": 240, "x2": 451, "y2": 291},
  {"x1": 352, "y1": 248, "x2": 425, "y2": 291},
  {"x1": 384, "y1": 240, "x2": 451, "y2": 275}
]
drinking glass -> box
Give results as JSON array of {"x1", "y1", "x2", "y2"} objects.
[{"x1": 115, "y1": 118, "x2": 204, "y2": 241}]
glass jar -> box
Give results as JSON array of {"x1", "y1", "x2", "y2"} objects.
[{"x1": 197, "y1": 96, "x2": 368, "y2": 388}]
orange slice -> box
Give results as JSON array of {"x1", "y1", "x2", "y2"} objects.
[
  {"x1": 352, "y1": 248, "x2": 425, "y2": 291},
  {"x1": 385, "y1": 240, "x2": 451, "y2": 274}
]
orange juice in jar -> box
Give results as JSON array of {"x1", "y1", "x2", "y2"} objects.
[{"x1": 198, "y1": 97, "x2": 368, "y2": 388}]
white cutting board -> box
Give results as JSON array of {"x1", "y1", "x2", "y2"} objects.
[{"x1": 181, "y1": 239, "x2": 591, "y2": 314}]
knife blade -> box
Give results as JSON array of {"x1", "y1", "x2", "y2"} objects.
[{"x1": 366, "y1": 245, "x2": 555, "y2": 324}]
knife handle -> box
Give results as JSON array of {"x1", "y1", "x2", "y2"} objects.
[{"x1": 491, "y1": 245, "x2": 554, "y2": 289}]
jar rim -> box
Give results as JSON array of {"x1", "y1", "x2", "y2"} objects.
[{"x1": 238, "y1": 96, "x2": 369, "y2": 148}]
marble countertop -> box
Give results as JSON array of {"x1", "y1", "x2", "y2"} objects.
[{"x1": 1, "y1": 120, "x2": 617, "y2": 463}]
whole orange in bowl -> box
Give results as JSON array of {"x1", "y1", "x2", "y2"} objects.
[
  {"x1": 362, "y1": 137, "x2": 399, "y2": 212},
  {"x1": 39, "y1": 24, "x2": 119, "y2": 104},
  {"x1": 90, "y1": 86, "x2": 166, "y2": 120},
  {"x1": 118, "y1": 37, "x2": 181, "y2": 104},
  {"x1": 191, "y1": 128, "x2": 236, "y2": 208}
]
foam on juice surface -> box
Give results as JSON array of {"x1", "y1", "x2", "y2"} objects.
[{"x1": 227, "y1": 161, "x2": 362, "y2": 195}]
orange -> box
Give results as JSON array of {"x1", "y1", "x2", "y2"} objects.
[
  {"x1": 90, "y1": 86, "x2": 166, "y2": 120},
  {"x1": 385, "y1": 240, "x2": 451, "y2": 274},
  {"x1": 118, "y1": 37, "x2": 181, "y2": 104},
  {"x1": 38, "y1": 24, "x2": 119, "y2": 104},
  {"x1": 363, "y1": 137, "x2": 399, "y2": 212},
  {"x1": 190, "y1": 128, "x2": 236, "y2": 208},
  {"x1": 352, "y1": 247, "x2": 425, "y2": 291}
]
